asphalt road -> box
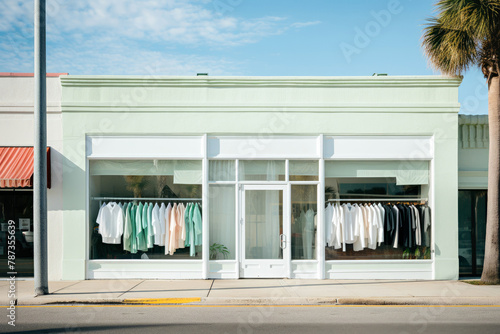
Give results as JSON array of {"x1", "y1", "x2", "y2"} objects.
[{"x1": 1, "y1": 305, "x2": 500, "y2": 334}]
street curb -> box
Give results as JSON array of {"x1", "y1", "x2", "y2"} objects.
[
  {"x1": 335, "y1": 297, "x2": 500, "y2": 306},
  {"x1": 10, "y1": 296, "x2": 500, "y2": 306},
  {"x1": 122, "y1": 298, "x2": 201, "y2": 304}
]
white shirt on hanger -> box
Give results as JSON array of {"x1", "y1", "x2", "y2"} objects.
[
  {"x1": 158, "y1": 203, "x2": 166, "y2": 247},
  {"x1": 96, "y1": 202, "x2": 124, "y2": 244},
  {"x1": 332, "y1": 203, "x2": 344, "y2": 250},
  {"x1": 392, "y1": 205, "x2": 400, "y2": 248},
  {"x1": 152, "y1": 203, "x2": 162, "y2": 245},
  {"x1": 353, "y1": 204, "x2": 366, "y2": 251},
  {"x1": 377, "y1": 203, "x2": 385, "y2": 246},
  {"x1": 324, "y1": 203, "x2": 334, "y2": 246},
  {"x1": 342, "y1": 203, "x2": 357, "y2": 245}
]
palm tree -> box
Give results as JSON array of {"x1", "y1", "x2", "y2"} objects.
[{"x1": 422, "y1": 0, "x2": 500, "y2": 284}]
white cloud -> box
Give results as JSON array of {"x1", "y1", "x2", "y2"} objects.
[
  {"x1": 290, "y1": 21, "x2": 322, "y2": 29},
  {"x1": 0, "y1": 0, "x2": 319, "y2": 74},
  {"x1": 1, "y1": 0, "x2": 316, "y2": 46}
]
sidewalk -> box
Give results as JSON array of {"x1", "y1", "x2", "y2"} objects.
[{"x1": 1, "y1": 279, "x2": 500, "y2": 306}]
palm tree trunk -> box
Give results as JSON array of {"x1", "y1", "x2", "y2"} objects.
[{"x1": 482, "y1": 75, "x2": 500, "y2": 284}]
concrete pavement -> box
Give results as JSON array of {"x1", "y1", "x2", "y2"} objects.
[{"x1": 1, "y1": 279, "x2": 500, "y2": 306}]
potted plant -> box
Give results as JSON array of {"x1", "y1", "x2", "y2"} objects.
[{"x1": 210, "y1": 243, "x2": 230, "y2": 260}]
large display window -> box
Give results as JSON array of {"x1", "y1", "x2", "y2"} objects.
[
  {"x1": 324, "y1": 160, "x2": 432, "y2": 261},
  {"x1": 89, "y1": 160, "x2": 203, "y2": 260},
  {"x1": 291, "y1": 184, "x2": 317, "y2": 260}
]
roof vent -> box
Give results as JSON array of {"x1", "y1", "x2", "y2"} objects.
[
  {"x1": 197, "y1": 73, "x2": 208, "y2": 76},
  {"x1": 372, "y1": 73, "x2": 388, "y2": 76}
]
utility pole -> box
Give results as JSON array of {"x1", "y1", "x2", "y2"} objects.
[{"x1": 34, "y1": 0, "x2": 48, "y2": 296}]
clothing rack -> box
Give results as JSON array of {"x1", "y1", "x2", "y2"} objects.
[
  {"x1": 327, "y1": 198, "x2": 427, "y2": 202},
  {"x1": 92, "y1": 197, "x2": 202, "y2": 201}
]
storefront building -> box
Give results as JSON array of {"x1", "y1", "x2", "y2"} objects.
[
  {"x1": 0, "y1": 73, "x2": 65, "y2": 279},
  {"x1": 458, "y1": 115, "x2": 489, "y2": 276},
  {"x1": 58, "y1": 75, "x2": 462, "y2": 280}
]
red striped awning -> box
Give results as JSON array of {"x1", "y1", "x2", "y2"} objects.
[{"x1": 0, "y1": 147, "x2": 51, "y2": 188}]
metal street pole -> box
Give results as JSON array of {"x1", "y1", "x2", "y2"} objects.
[{"x1": 34, "y1": 0, "x2": 48, "y2": 296}]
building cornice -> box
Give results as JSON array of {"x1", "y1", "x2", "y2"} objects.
[
  {"x1": 60, "y1": 75, "x2": 463, "y2": 88},
  {"x1": 60, "y1": 103, "x2": 460, "y2": 113}
]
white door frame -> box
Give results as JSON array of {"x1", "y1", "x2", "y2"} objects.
[{"x1": 239, "y1": 184, "x2": 290, "y2": 278}]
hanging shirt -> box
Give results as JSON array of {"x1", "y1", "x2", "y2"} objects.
[
  {"x1": 142, "y1": 202, "x2": 149, "y2": 247},
  {"x1": 405, "y1": 205, "x2": 414, "y2": 248},
  {"x1": 186, "y1": 203, "x2": 197, "y2": 256},
  {"x1": 392, "y1": 205, "x2": 400, "y2": 249},
  {"x1": 158, "y1": 203, "x2": 166, "y2": 247},
  {"x1": 123, "y1": 203, "x2": 133, "y2": 252},
  {"x1": 146, "y1": 202, "x2": 154, "y2": 248},
  {"x1": 383, "y1": 204, "x2": 394, "y2": 246},
  {"x1": 342, "y1": 204, "x2": 358, "y2": 246},
  {"x1": 366, "y1": 205, "x2": 379, "y2": 250},
  {"x1": 324, "y1": 204, "x2": 334, "y2": 246},
  {"x1": 164, "y1": 203, "x2": 172, "y2": 254},
  {"x1": 135, "y1": 202, "x2": 148, "y2": 252},
  {"x1": 332, "y1": 203, "x2": 343, "y2": 250},
  {"x1": 130, "y1": 203, "x2": 138, "y2": 253},
  {"x1": 423, "y1": 206, "x2": 431, "y2": 247},
  {"x1": 376, "y1": 203, "x2": 385, "y2": 246},
  {"x1": 193, "y1": 203, "x2": 203, "y2": 247},
  {"x1": 95, "y1": 202, "x2": 106, "y2": 230},
  {"x1": 302, "y1": 208, "x2": 315, "y2": 259},
  {"x1": 96, "y1": 202, "x2": 124, "y2": 244},
  {"x1": 178, "y1": 203, "x2": 186, "y2": 248},
  {"x1": 397, "y1": 204, "x2": 408, "y2": 248},
  {"x1": 152, "y1": 203, "x2": 162, "y2": 245},
  {"x1": 185, "y1": 203, "x2": 192, "y2": 248},
  {"x1": 168, "y1": 203, "x2": 178, "y2": 255},
  {"x1": 352, "y1": 204, "x2": 366, "y2": 251}
]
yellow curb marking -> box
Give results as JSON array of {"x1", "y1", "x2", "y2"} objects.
[
  {"x1": 9, "y1": 304, "x2": 500, "y2": 308},
  {"x1": 122, "y1": 297, "x2": 201, "y2": 304}
]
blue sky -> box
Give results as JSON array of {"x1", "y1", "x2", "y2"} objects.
[{"x1": 0, "y1": 0, "x2": 488, "y2": 114}]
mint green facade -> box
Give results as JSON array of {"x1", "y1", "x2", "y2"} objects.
[{"x1": 61, "y1": 75, "x2": 462, "y2": 280}]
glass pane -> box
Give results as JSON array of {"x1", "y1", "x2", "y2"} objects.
[
  {"x1": 209, "y1": 160, "x2": 235, "y2": 181},
  {"x1": 325, "y1": 160, "x2": 429, "y2": 185},
  {"x1": 458, "y1": 191, "x2": 473, "y2": 274},
  {"x1": 475, "y1": 190, "x2": 487, "y2": 274},
  {"x1": 325, "y1": 175, "x2": 430, "y2": 261},
  {"x1": 91, "y1": 160, "x2": 202, "y2": 182},
  {"x1": 209, "y1": 185, "x2": 235, "y2": 259},
  {"x1": 89, "y1": 160, "x2": 203, "y2": 260},
  {"x1": 239, "y1": 160, "x2": 285, "y2": 181},
  {"x1": 291, "y1": 185, "x2": 317, "y2": 259},
  {"x1": 325, "y1": 177, "x2": 420, "y2": 200},
  {"x1": 245, "y1": 190, "x2": 283, "y2": 260},
  {"x1": 289, "y1": 160, "x2": 319, "y2": 181}
]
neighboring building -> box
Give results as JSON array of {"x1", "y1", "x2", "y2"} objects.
[
  {"x1": 1, "y1": 73, "x2": 487, "y2": 281},
  {"x1": 0, "y1": 73, "x2": 66, "y2": 280},
  {"x1": 458, "y1": 115, "x2": 489, "y2": 276}
]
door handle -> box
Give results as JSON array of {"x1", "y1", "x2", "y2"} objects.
[{"x1": 280, "y1": 234, "x2": 286, "y2": 249}]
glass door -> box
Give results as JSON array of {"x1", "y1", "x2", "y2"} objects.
[
  {"x1": 458, "y1": 190, "x2": 487, "y2": 276},
  {"x1": 240, "y1": 185, "x2": 290, "y2": 278}
]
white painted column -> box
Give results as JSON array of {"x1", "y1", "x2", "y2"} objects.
[
  {"x1": 235, "y1": 159, "x2": 240, "y2": 278},
  {"x1": 318, "y1": 134, "x2": 325, "y2": 279},
  {"x1": 202, "y1": 134, "x2": 209, "y2": 279}
]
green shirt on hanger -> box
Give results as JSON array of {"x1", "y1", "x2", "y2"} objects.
[
  {"x1": 193, "y1": 203, "x2": 202, "y2": 246},
  {"x1": 136, "y1": 202, "x2": 148, "y2": 252},
  {"x1": 123, "y1": 203, "x2": 132, "y2": 252},
  {"x1": 129, "y1": 203, "x2": 138, "y2": 254},
  {"x1": 184, "y1": 203, "x2": 192, "y2": 248}
]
